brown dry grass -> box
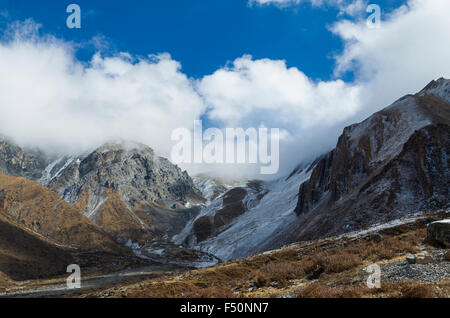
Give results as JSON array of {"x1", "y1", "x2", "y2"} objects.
[
  {"x1": 245, "y1": 230, "x2": 423, "y2": 289},
  {"x1": 295, "y1": 280, "x2": 440, "y2": 298},
  {"x1": 183, "y1": 286, "x2": 237, "y2": 298},
  {"x1": 0, "y1": 173, "x2": 149, "y2": 286},
  {"x1": 295, "y1": 284, "x2": 365, "y2": 298},
  {"x1": 0, "y1": 172, "x2": 121, "y2": 252},
  {"x1": 0, "y1": 215, "x2": 76, "y2": 281},
  {"x1": 82, "y1": 217, "x2": 444, "y2": 298},
  {"x1": 95, "y1": 189, "x2": 153, "y2": 243}
]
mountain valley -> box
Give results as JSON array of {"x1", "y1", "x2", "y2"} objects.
[{"x1": 0, "y1": 78, "x2": 448, "y2": 297}]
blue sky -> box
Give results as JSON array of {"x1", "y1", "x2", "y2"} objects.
[
  {"x1": 1, "y1": 0, "x2": 448, "y2": 179},
  {"x1": 0, "y1": 0, "x2": 405, "y2": 80}
]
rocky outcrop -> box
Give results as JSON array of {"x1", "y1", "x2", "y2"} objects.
[
  {"x1": 192, "y1": 176, "x2": 229, "y2": 203},
  {"x1": 291, "y1": 78, "x2": 450, "y2": 241},
  {"x1": 48, "y1": 142, "x2": 203, "y2": 207},
  {"x1": 427, "y1": 219, "x2": 450, "y2": 247},
  {"x1": 445, "y1": 251, "x2": 450, "y2": 261},
  {"x1": 0, "y1": 136, "x2": 47, "y2": 181},
  {"x1": 193, "y1": 187, "x2": 248, "y2": 242},
  {"x1": 193, "y1": 216, "x2": 214, "y2": 243},
  {"x1": 406, "y1": 253, "x2": 435, "y2": 264},
  {"x1": 46, "y1": 142, "x2": 204, "y2": 242},
  {"x1": 213, "y1": 187, "x2": 248, "y2": 229}
]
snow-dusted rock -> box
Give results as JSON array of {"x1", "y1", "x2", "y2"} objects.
[
  {"x1": 173, "y1": 164, "x2": 314, "y2": 261},
  {"x1": 0, "y1": 136, "x2": 47, "y2": 180},
  {"x1": 292, "y1": 79, "x2": 450, "y2": 242}
]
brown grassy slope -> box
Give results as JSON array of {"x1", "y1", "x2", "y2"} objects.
[
  {"x1": 93, "y1": 190, "x2": 154, "y2": 243},
  {"x1": 74, "y1": 189, "x2": 154, "y2": 243},
  {"x1": 0, "y1": 172, "x2": 123, "y2": 252},
  {"x1": 80, "y1": 212, "x2": 450, "y2": 298},
  {"x1": 0, "y1": 215, "x2": 75, "y2": 281},
  {"x1": 76, "y1": 189, "x2": 201, "y2": 244}
]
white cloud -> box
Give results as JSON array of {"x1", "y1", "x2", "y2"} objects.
[
  {"x1": 0, "y1": 0, "x2": 449, "y2": 180},
  {"x1": 250, "y1": 0, "x2": 302, "y2": 6},
  {"x1": 337, "y1": 0, "x2": 367, "y2": 17},
  {"x1": 197, "y1": 55, "x2": 362, "y2": 177},
  {"x1": 0, "y1": 20, "x2": 206, "y2": 157},
  {"x1": 249, "y1": 0, "x2": 369, "y2": 17},
  {"x1": 198, "y1": 0, "x2": 450, "y2": 176},
  {"x1": 198, "y1": 54, "x2": 361, "y2": 133},
  {"x1": 331, "y1": 0, "x2": 450, "y2": 120}
]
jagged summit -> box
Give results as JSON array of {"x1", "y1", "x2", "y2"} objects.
[
  {"x1": 42, "y1": 141, "x2": 204, "y2": 242},
  {"x1": 94, "y1": 140, "x2": 156, "y2": 154},
  {"x1": 0, "y1": 136, "x2": 47, "y2": 181},
  {"x1": 419, "y1": 77, "x2": 450, "y2": 100},
  {"x1": 291, "y1": 78, "x2": 449, "y2": 242},
  {"x1": 47, "y1": 141, "x2": 202, "y2": 206},
  {"x1": 0, "y1": 78, "x2": 448, "y2": 270},
  {"x1": 0, "y1": 136, "x2": 206, "y2": 242}
]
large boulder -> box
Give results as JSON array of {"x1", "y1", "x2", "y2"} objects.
[{"x1": 427, "y1": 219, "x2": 450, "y2": 247}]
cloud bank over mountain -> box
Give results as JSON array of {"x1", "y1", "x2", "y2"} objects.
[
  {"x1": 332, "y1": 0, "x2": 450, "y2": 120},
  {"x1": 0, "y1": 0, "x2": 449, "y2": 179},
  {"x1": 0, "y1": 20, "x2": 205, "y2": 156}
]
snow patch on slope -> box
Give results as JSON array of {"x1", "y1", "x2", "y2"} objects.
[
  {"x1": 39, "y1": 156, "x2": 78, "y2": 186},
  {"x1": 192, "y1": 176, "x2": 239, "y2": 204},
  {"x1": 174, "y1": 167, "x2": 312, "y2": 261},
  {"x1": 420, "y1": 78, "x2": 450, "y2": 103},
  {"x1": 347, "y1": 96, "x2": 432, "y2": 165},
  {"x1": 172, "y1": 193, "x2": 224, "y2": 246}
]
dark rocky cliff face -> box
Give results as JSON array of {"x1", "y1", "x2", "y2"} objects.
[
  {"x1": 192, "y1": 187, "x2": 248, "y2": 243},
  {"x1": 292, "y1": 78, "x2": 450, "y2": 241}
]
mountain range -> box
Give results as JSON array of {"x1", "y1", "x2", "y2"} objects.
[{"x1": 0, "y1": 78, "x2": 448, "y2": 283}]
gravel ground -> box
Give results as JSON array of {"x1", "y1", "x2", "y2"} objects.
[{"x1": 381, "y1": 251, "x2": 450, "y2": 283}]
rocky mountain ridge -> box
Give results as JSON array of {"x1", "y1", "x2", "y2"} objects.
[
  {"x1": 289, "y1": 78, "x2": 449, "y2": 242},
  {"x1": 0, "y1": 136, "x2": 47, "y2": 181},
  {"x1": 0, "y1": 77, "x2": 448, "y2": 272},
  {"x1": 0, "y1": 139, "x2": 215, "y2": 281},
  {"x1": 46, "y1": 142, "x2": 203, "y2": 208},
  {"x1": 0, "y1": 139, "x2": 205, "y2": 243},
  {"x1": 170, "y1": 78, "x2": 449, "y2": 260},
  {"x1": 43, "y1": 142, "x2": 204, "y2": 242}
]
